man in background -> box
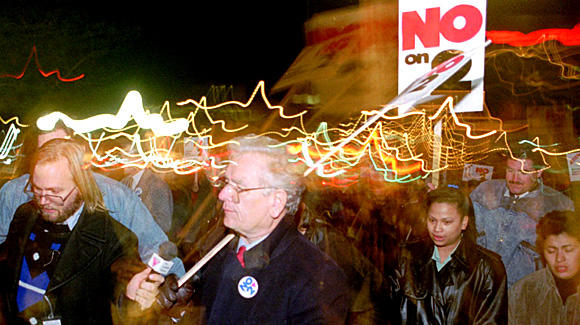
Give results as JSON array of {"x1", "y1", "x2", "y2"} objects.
[{"x1": 470, "y1": 148, "x2": 574, "y2": 286}]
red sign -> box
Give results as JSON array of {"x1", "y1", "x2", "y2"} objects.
[{"x1": 402, "y1": 5, "x2": 483, "y2": 50}]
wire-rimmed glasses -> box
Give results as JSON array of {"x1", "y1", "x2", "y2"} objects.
[
  {"x1": 30, "y1": 186, "x2": 77, "y2": 206},
  {"x1": 213, "y1": 177, "x2": 273, "y2": 203}
]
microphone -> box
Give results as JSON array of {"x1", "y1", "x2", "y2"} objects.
[{"x1": 147, "y1": 241, "x2": 178, "y2": 276}]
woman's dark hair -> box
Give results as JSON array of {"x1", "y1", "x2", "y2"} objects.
[
  {"x1": 426, "y1": 186, "x2": 477, "y2": 243},
  {"x1": 537, "y1": 211, "x2": 580, "y2": 262}
]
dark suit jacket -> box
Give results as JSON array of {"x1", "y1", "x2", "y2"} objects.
[
  {"x1": 0, "y1": 202, "x2": 141, "y2": 325},
  {"x1": 199, "y1": 218, "x2": 350, "y2": 324}
]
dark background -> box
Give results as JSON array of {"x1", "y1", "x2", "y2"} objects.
[{"x1": 0, "y1": 0, "x2": 578, "y2": 121}]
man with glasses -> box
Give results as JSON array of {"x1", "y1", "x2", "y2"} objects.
[
  {"x1": 0, "y1": 139, "x2": 156, "y2": 324},
  {"x1": 0, "y1": 124, "x2": 185, "y2": 276},
  {"x1": 156, "y1": 134, "x2": 350, "y2": 323},
  {"x1": 470, "y1": 147, "x2": 574, "y2": 287}
]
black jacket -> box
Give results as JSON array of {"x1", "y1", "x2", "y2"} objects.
[
  {"x1": 199, "y1": 217, "x2": 350, "y2": 324},
  {"x1": 0, "y1": 202, "x2": 141, "y2": 325},
  {"x1": 390, "y1": 238, "x2": 508, "y2": 324}
]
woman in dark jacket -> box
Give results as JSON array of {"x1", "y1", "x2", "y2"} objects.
[{"x1": 389, "y1": 187, "x2": 508, "y2": 324}]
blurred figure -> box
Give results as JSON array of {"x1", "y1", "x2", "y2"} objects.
[
  {"x1": 343, "y1": 165, "x2": 402, "y2": 273},
  {"x1": 509, "y1": 210, "x2": 580, "y2": 324},
  {"x1": 389, "y1": 187, "x2": 507, "y2": 324},
  {"x1": 157, "y1": 134, "x2": 350, "y2": 323},
  {"x1": 170, "y1": 171, "x2": 223, "y2": 263},
  {"x1": 0, "y1": 124, "x2": 185, "y2": 276},
  {"x1": 122, "y1": 166, "x2": 173, "y2": 234},
  {"x1": 297, "y1": 189, "x2": 384, "y2": 324},
  {"x1": 0, "y1": 139, "x2": 143, "y2": 324},
  {"x1": 470, "y1": 149, "x2": 574, "y2": 286}
]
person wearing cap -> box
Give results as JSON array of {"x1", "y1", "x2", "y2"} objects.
[
  {"x1": 470, "y1": 148, "x2": 574, "y2": 287},
  {"x1": 156, "y1": 134, "x2": 350, "y2": 323}
]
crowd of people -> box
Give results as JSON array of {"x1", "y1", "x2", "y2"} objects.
[{"x1": 0, "y1": 127, "x2": 578, "y2": 324}]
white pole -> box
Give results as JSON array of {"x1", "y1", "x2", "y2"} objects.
[
  {"x1": 431, "y1": 120, "x2": 443, "y2": 188},
  {"x1": 177, "y1": 234, "x2": 235, "y2": 287}
]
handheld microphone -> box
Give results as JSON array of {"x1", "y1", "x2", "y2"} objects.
[{"x1": 147, "y1": 241, "x2": 178, "y2": 276}]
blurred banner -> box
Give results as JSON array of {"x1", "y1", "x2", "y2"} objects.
[
  {"x1": 272, "y1": 3, "x2": 398, "y2": 121},
  {"x1": 398, "y1": 0, "x2": 487, "y2": 112}
]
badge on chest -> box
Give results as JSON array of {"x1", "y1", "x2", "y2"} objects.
[{"x1": 238, "y1": 276, "x2": 258, "y2": 299}]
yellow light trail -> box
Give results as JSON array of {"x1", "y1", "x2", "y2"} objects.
[{"x1": 21, "y1": 79, "x2": 578, "y2": 186}]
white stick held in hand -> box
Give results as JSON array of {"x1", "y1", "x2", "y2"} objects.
[{"x1": 178, "y1": 234, "x2": 235, "y2": 287}]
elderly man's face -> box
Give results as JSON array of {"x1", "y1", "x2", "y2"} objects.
[
  {"x1": 218, "y1": 152, "x2": 280, "y2": 242},
  {"x1": 31, "y1": 158, "x2": 82, "y2": 223},
  {"x1": 505, "y1": 158, "x2": 541, "y2": 195}
]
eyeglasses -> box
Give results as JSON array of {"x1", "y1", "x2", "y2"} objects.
[
  {"x1": 213, "y1": 177, "x2": 273, "y2": 204},
  {"x1": 30, "y1": 186, "x2": 77, "y2": 206}
]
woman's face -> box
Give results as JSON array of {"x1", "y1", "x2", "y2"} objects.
[{"x1": 543, "y1": 232, "x2": 580, "y2": 280}]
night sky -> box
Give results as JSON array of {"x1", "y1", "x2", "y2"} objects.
[
  {"x1": 0, "y1": 0, "x2": 578, "y2": 119},
  {"x1": 0, "y1": 0, "x2": 310, "y2": 117}
]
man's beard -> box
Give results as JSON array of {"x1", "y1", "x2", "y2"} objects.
[{"x1": 39, "y1": 194, "x2": 83, "y2": 224}]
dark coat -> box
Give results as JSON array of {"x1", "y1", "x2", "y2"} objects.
[
  {"x1": 199, "y1": 217, "x2": 350, "y2": 324},
  {"x1": 0, "y1": 202, "x2": 141, "y2": 325},
  {"x1": 391, "y1": 238, "x2": 508, "y2": 325}
]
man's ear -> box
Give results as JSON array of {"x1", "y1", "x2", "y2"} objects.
[{"x1": 270, "y1": 189, "x2": 288, "y2": 219}]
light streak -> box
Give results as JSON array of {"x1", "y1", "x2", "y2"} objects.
[
  {"x1": 177, "y1": 80, "x2": 308, "y2": 123},
  {"x1": 0, "y1": 124, "x2": 22, "y2": 164},
  {"x1": 37, "y1": 82, "x2": 309, "y2": 175},
  {"x1": 428, "y1": 96, "x2": 497, "y2": 139},
  {"x1": 19, "y1": 69, "x2": 577, "y2": 187},
  {"x1": 304, "y1": 41, "x2": 490, "y2": 176},
  {"x1": 36, "y1": 91, "x2": 189, "y2": 136},
  {"x1": 0, "y1": 117, "x2": 26, "y2": 166},
  {"x1": 487, "y1": 23, "x2": 580, "y2": 47},
  {"x1": 0, "y1": 46, "x2": 85, "y2": 82},
  {"x1": 295, "y1": 93, "x2": 502, "y2": 183}
]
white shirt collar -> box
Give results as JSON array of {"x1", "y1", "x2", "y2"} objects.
[
  {"x1": 58, "y1": 203, "x2": 84, "y2": 231},
  {"x1": 503, "y1": 187, "x2": 532, "y2": 200},
  {"x1": 237, "y1": 234, "x2": 268, "y2": 251}
]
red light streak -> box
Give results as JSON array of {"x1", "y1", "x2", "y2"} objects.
[
  {"x1": 487, "y1": 23, "x2": 580, "y2": 46},
  {"x1": 0, "y1": 46, "x2": 85, "y2": 82},
  {"x1": 320, "y1": 176, "x2": 359, "y2": 188}
]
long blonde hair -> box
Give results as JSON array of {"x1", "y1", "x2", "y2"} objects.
[{"x1": 31, "y1": 138, "x2": 106, "y2": 213}]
